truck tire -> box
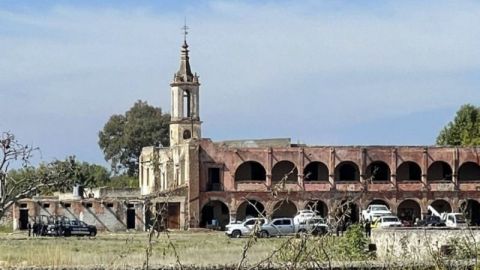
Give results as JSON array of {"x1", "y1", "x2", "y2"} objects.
[
  {"x1": 231, "y1": 230, "x2": 241, "y2": 238},
  {"x1": 259, "y1": 230, "x2": 269, "y2": 238},
  {"x1": 90, "y1": 230, "x2": 97, "y2": 237}
]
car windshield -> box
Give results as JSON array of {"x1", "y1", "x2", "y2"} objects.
[
  {"x1": 383, "y1": 217, "x2": 399, "y2": 222},
  {"x1": 372, "y1": 206, "x2": 388, "y2": 211}
]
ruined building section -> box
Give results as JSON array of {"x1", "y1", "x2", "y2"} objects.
[
  {"x1": 138, "y1": 38, "x2": 480, "y2": 231},
  {"x1": 11, "y1": 187, "x2": 145, "y2": 231},
  {"x1": 139, "y1": 38, "x2": 202, "y2": 230}
]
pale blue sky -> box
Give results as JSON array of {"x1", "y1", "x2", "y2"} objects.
[{"x1": 1, "y1": 1, "x2": 479, "y2": 166}]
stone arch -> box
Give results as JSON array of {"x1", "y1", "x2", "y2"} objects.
[
  {"x1": 460, "y1": 199, "x2": 480, "y2": 225},
  {"x1": 235, "y1": 161, "x2": 266, "y2": 181},
  {"x1": 305, "y1": 200, "x2": 329, "y2": 217},
  {"x1": 272, "y1": 160, "x2": 298, "y2": 182},
  {"x1": 397, "y1": 199, "x2": 421, "y2": 222},
  {"x1": 272, "y1": 200, "x2": 298, "y2": 218},
  {"x1": 366, "y1": 161, "x2": 391, "y2": 181},
  {"x1": 335, "y1": 161, "x2": 360, "y2": 181},
  {"x1": 458, "y1": 162, "x2": 480, "y2": 181},
  {"x1": 200, "y1": 200, "x2": 230, "y2": 229},
  {"x1": 368, "y1": 199, "x2": 390, "y2": 209},
  {"x1": 303, "y1": 161, "x2": 329, "y2": 181},
  {"x1": 236, "y1": 200, "x2": 266, "y2": 221},
  {"x1": 396, "y1": 161, "x2": 422, "y2": 181},
  {"x1": 427, "y1": 161, "x2": 452, "y2": 181},
  {"x1": 430, "y1": 199, "x2": 452, "y2": 214}
]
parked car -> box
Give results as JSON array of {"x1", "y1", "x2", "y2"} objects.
[
  {"x1": 362, "y1": 205, "x2": 392, "y2": 222},
  {"x1": 293, "y1": 210, "x2": 317, "y2": 224},
  {"x1": 375, "y1": 215, "x2": 402, "y2": 228},
  {"x1": 45, "y1": 218, "x2": 97, "y2": 237},
  {"x1": 296, "y1": 217, "x2": 329, "y2": 236},
  {"x1": 259, "y1": 218, "x2": 295, "y2": 237},
  {"x1": 225, "y1": 218, "x2": 268, "y2": 238},
  {"x1": 414, "y1": 215, "x2": 446, "y2": 227}
]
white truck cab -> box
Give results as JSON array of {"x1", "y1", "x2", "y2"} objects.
[
  {"x1": 443, "y1": 213, "x2": 468, "y2": 228},
  {"x1": 362, "y1": 204, "x2": 392, "y2": 222}
]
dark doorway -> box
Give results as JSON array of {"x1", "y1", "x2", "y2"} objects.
[
  {"x1": 200, "y1": 201, "x2": 229, "y2": 230},
  {"x1": 127, "y1": 208, "x2": 136, "y2": 229},
  {"x1": 397, "y1": 200, "x2": 421, "y2": 222},
  {"x1": 427, "y1": 161, "x2": 452, "y2": 181},
  {"x1": 167, "y1": 203, "x2": 181, "y2": 229},
  {"x1": 461, "y1": 200, "x2": 480, "y2": 225},
  {"x1": 207, "y1": 167, "x2": 221, "y2": 191},
  {"x1": 19, "y1": 209, "x2": 29, "y2": 230}
]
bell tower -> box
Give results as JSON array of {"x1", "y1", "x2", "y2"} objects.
[{"x1": 169, "y1": 26, "x2": 201, "y2": 146}]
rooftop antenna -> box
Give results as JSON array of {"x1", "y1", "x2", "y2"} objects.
[{"x1": 181, "y1": 17, "x2": 189, "y2": 42}]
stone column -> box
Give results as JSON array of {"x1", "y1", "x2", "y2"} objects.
[
  {"x1": 360, "y1": 148, "x2": 366, "y2": 183},
  {"x1": 329, "y1": 147, "x2": 335, "y2": 188},
  {"x1": 391, "y1": 148, "x2": 397, "y2": 186},
  {"x1": 266, "y1": 148, "x2": 272, "y2": 187},
  {"x1": 422, "y1": 147, "x2": 428, "y2": 187},
  {"x1": 298, "y1": 148, "x2": 305, "y2": 188}
]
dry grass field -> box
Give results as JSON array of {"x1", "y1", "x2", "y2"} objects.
[{"x1": 0, "y1": 231, "x2": 285, "y2": 268}]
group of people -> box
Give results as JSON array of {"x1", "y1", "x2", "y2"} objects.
[
  {"x1": 334, "y1": 219, "x2": 372, "y2": 237},
  {"x1": 26, "y1": 222, "x2": 46, "y2": 237}
]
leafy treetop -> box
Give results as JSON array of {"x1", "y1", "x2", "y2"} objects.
[
  {"x1": 436, "y1": 104, "x2": 480, "y2": 146},
  {"x1": 98, "y1": 100, "x2": 170, "y2": 177}
]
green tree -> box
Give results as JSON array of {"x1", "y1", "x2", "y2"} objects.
[
  {"x1": 98, "y1": 100, "x2": 170, "y2": 176},
  {"x1": 9, "y1": 157, "x2": 111, "y2": 194},
  {"x1": 436, "y1": 104, "x2": 480, "y2": 146}
]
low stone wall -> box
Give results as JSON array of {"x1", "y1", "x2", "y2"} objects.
[{"x1": 371, "y1": 227, "x2": 480, "y2": 261}]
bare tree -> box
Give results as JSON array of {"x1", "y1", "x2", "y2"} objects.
[{"x1": 0, "y1": 131, "x2": 74, "y2": 221}]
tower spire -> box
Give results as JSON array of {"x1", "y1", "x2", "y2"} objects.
[{"x1": 175, "y1": 20, "x2": 195, "y2": 83}]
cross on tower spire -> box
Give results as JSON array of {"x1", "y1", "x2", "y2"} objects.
[{"x1": 181, "y1": 18, "x2": 189, "y2": 43}]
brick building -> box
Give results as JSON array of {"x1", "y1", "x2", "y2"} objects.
[{"x1": 139, "y1": 38, "x2": 480, "y2": 230}]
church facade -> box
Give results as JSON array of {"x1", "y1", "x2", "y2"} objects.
[{"x1": 139, "y1": 39, "x2": 480, "y2": 230}]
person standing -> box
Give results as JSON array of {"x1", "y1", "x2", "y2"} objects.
[
  {"x1": 27, "y1": 222, "x2": 31, "y2": 237},
  {"x1": 365, "y1": 220, "x2": 371, "y2": 237}
]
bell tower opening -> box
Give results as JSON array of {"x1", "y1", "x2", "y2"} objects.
[{"x1": 183, "y1": 90, "x2": 191, "y2": 118}]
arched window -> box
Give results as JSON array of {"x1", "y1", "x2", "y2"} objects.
[
  {"x1": 335, "y1": 161, "x2": 360, "y2": 181},
  {"x1": 427, "y1": 161, "x2": 452, "y2": 181},
  {"x1": 396, "y1": 161, "x2": 422, "y2": 181},
  {"x1": 304, "y1": 162, "x2": 329, "y2": 181},
  {"x1": 234, "y1": 161, "x2": 266, "y2": 181},
  {"x1": 272, "y1": 161, "x2": 298, "y2": 182},
  {"x1": 458, "y1": 162, "x2": 480, "y2": 181},
  {"x1": 366, "y1": 161, "x2": 391, "y2": 181},
  {"x1": 183, "y1": 90, "x2": 191, "y2": 118}
]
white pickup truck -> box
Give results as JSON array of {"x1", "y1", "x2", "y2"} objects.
[
  {"x1": 259, "y1": 217, "x2": 329, "y2": 237},
  {"x1": 225, "y1": 218, "x2": 268, "y2": 238},
  {"x1": 362, "y1": 204, "x2": 392, "y2": 222},
  {"x1": 428, "y1": 205, "x2": 468, "y2": 228}
]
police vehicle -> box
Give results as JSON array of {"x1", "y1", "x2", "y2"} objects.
[{"x1": 63, "y1": 219, "x2": 97, "y2": 236}]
